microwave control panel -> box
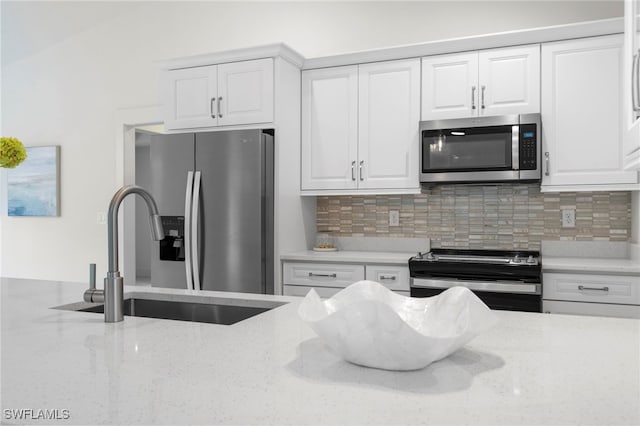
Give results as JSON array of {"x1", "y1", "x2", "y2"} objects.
[{"x1": 519, "y1": 124, "x2": 538, "y2": 170}]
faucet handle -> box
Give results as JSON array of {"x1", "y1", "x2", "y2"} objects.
[
  {"x1": 84, "y1": 263, "x2": 104, "y2": 303},
  {"x1": 89, "y1": 263, "x2": 96, "y2": 290}
]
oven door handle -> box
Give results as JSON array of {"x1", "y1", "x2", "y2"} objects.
[{"x1": 410, "y1": 277, "x2": 541, "y2": 295}]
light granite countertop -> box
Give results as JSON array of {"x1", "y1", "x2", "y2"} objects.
[
  {"x1": 280, "y1": 250, "x2": 416, "y2": 265},
  {"x1": 541, "y1": 241, "x2": 640, "y2": 275},
  {"x1": 1, "y1": 277, "x2": 639, "y2": 425},
  {"x1": 281, "y1": 236, "x2": 425, "y2": 265}
]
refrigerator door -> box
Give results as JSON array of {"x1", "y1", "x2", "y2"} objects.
[
  {"x1": 195, "y1": 130, "x2": 274, "y2": 294},
  {"x1": 149, "y1": 132, "x2": 195, "y2": 289}
]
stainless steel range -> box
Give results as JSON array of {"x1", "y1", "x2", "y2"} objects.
[{"x1": 409, "y1": 249, "x2": 542, "y2": 312}]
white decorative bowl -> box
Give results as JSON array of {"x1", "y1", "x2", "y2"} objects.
[{"x1": 298, "y1": 280, "x2": 499, "y2": 371}]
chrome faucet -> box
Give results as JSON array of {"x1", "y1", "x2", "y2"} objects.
[{"x1": 84, "y1": 185, "x2": 164, "y2": 322}]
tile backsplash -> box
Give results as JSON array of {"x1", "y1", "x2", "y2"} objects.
[{"x1": 316, "y1": 185, "x2": 631, "y2": 251}]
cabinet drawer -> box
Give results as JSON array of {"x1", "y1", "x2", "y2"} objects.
[
  {"x1": 283, "y1": 262, "x2": 365, "y2": 288},
  {"x1": 543, "y1": 273, "x2": 640, "y2": 305},
  {"x1": 283, "y1": 285, "x2": 340, "y2": 298},
  {"x1": 543, "y1": 300, "x2": 640, "y2": 319},
  {"x1": 365, "y1": 265, "x2": 410, "y2": 292}
]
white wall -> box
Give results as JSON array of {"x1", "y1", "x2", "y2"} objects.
[{"x1": 0, "y1": 1, "x2": 626, "y2": 282}]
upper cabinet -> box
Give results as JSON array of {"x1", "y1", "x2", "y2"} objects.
[
  {"x1": 422, "y1": 45, "x2": 540, "y2": 120},
  {"x1": 541, "y1": 35, "x2": 639, "y2": 190},
  {"x1": 301, "y1": 66, "x2": 359, "y2": 191},
  {"x1": 301, "y1": 59, "x2": 420, "y2": 194},
  {"x1": 163, "y1": 58, "x2": 274, "y2": 130},
  {"x1": 624, "y1": 0, "x2": 640, "y2": 170}
]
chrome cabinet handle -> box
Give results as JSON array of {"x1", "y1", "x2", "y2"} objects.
[
  {"x1": 578, "y1": 285, "x2": 609, "y2": 292},
  {"x1": 359, "y1": 160, "x2": 364, "y2": 181},
  {"x1": 379, "y1": 275, "x2": 397, "y2": 281},
  {"x1": 544, "y1": 152, "x2": 550, "y2": 176},
  {"x1": 471, "y1": 86, "x2": 476, "y2": 110},
  {"x1": 351, "y1": 161, "x2": 356, "y2": 181},
  {"x1": 308, "y1": 273, "x2": 337, "y2": 278},
  {"x1": 481, "y1": 85, "x2": 486, "y2": 109},
  {"x1": 218, "y1": 97, "x2": 223, "y2": 118},
  {"x1": 633, "y1": 51, "x2": 640, "y2": 112},
  {"x1": 210, "y1": 97, "x2": 216, "y2": 118}
]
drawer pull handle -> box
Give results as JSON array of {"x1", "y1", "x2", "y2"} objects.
[
  {"x1": 578, "y1": 285, "x2": 609, "y2": 292},
  {"x1": 379, "y1": 275, "x2": 397, "y2": 281},
  {"x1": 308, "y1": 273, "x2": 337, "y2": 278}
]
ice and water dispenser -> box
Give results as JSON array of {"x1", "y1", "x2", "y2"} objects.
[{"x1": 159, "y1": 216, "x2": 185, "y2": 261}]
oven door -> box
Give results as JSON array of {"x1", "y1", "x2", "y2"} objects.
[
  {"x1": 420, "y1": 116, "x2": 520, "y2": 183},
  {"x1": 410, "y1": 277, "x2": 541, "y2": 312}
]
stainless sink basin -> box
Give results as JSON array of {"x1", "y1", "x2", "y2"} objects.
[{"x1": 53, "y1": 293, "x2": 286, "y2": 325}]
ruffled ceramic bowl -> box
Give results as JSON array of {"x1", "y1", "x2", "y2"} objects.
[{"x1": 298, "y1": 280, "x2": 499, "y2": 371}]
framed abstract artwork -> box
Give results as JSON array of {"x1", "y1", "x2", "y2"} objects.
[{"x1": 7, "y1": 146, "x2": 60, "y2": 217}]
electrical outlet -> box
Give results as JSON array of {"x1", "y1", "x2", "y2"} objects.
[
  {"x1": 97, "y1": 211, "x2": 107, "y2": 225},
  {"x1": 389, "y1": 210, "x2": 400, "y2": 227},
  {"x1": 561, "y1": 209, "x2": 575, "y2": 228}
]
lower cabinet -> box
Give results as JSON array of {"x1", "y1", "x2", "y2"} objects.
[
  {"x1": 543, "y1": 272, "x2": 640, "y2": 318},
  {"x1": 282, "y1": 261, "x2": 410, "y2": 298}
]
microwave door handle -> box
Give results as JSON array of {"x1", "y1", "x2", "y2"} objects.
[{"x1": 512, "y1": 125, "x2": 519, "y2": 170}]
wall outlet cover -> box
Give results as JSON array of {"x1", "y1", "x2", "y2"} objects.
[
  {"x1": 561, "y1": 209, "x2": 576, "y2": 228},
  {"x1": 389, "y1": 210, "x2": 400, "y2": 227}
]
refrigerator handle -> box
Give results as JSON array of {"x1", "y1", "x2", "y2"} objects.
[
  {"x1": 191, "y1": 171, "x2": 202, "y2": 291},
  {"x1": 184, "y1": 171, "x2": 195, "y2": 291}
]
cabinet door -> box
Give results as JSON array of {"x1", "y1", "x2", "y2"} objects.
[
  {"x1": 623, "y1": 0, "x2": 640, "y2": 170},
  {"x1": 421, "y1": 52, "x2": 478, "y2": 120},
  {"x1": 163, "y1": 65, "x2": 217, "y2": 130},
  {"x1": 301, "y1": 66, "x2": 359, "y2": 190},
  {"x1": 358, "y1": 59, "x2": 420, "y2": 190},
  {"x1": 541, "y1": 35, "x2": 638, "y2": 187},
  {"x1": 217, "y1": 58, "x2": 274, "y2": 126},
  {"x1": 478, "y1": 45, "x2": 540, "y2": 116}
]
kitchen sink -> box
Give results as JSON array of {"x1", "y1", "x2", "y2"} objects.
[{"x1": 53, "y1": 293, "x2": 286, "y2": 325}]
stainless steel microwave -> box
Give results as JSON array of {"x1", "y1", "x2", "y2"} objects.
[{"x1": 420, "y1": 114, "x2": 541, "y2": 185}]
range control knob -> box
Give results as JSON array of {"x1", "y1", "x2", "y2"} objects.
[
  {"x1": 526, "y1": 255, "x2": 536, "y2": 264},
  {"x1": 426, "y1": 252, "x2": 436, "y2": 261},
  {"x1": 513, "y1": 255, "x2": 521, "y2": 263}
]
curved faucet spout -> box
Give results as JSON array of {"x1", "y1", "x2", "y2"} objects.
[{"x1": 107, "y1": 185, "x2": 165, "y2": 277}]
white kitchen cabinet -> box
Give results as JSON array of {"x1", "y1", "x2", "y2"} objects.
[
  {"x1": 301, "y1": 59, "x2": 420, "y2": 193},
  {"x1": 541, "y1": 35, "x2": 639, "y2": 190},
  {"x1": 163, "y1": 58, "x2": 274, "y2": 130},
  {"x1": 357, "y1": 61, "x2": 421, "y2": 190},
  {"x1": 282, "y1": 261, "x2": 410, "y2": 297},
  {"x1": 421, "y1": 52, "x2": 478, "y2": 120},
  {"x1": 421, "y1": 45, "x2": 540, "y2": 120},
  {"x1": 624, "y1": 0, "x2": 640, "y2": 170},
  {"x1": 301, "y1": 66, "x2": 358, "y2": 191},
  {"x1": 543, "y1": 271, "x2": 640, "y2": 318}
]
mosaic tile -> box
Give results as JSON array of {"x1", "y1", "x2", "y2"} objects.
[{"x1": 314, "y1": 185, "x2": 632, "y2": 251}]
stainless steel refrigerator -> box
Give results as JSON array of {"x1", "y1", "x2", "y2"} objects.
[{"x1": 147, "y1": 129, "x2": 274, "y2": 294}]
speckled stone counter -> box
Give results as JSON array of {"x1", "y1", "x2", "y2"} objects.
[
  {"x1": 1, "y1": 277, "x2": 639, "y2": 425},
  {"x1": 280, "y1": 250, "x2": 415, "y2": 264},
  {"x1": 541, "y1": 241, "x2": 640, "y2": 275}
]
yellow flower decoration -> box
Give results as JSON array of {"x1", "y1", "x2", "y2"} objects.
[{"x1": 0, "y1": 137, "x2": 27, "y2": 168}]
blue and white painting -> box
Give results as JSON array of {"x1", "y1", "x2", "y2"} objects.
[{"x1": 7, "y1": 146, "x2": 60, "y2": 216}]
